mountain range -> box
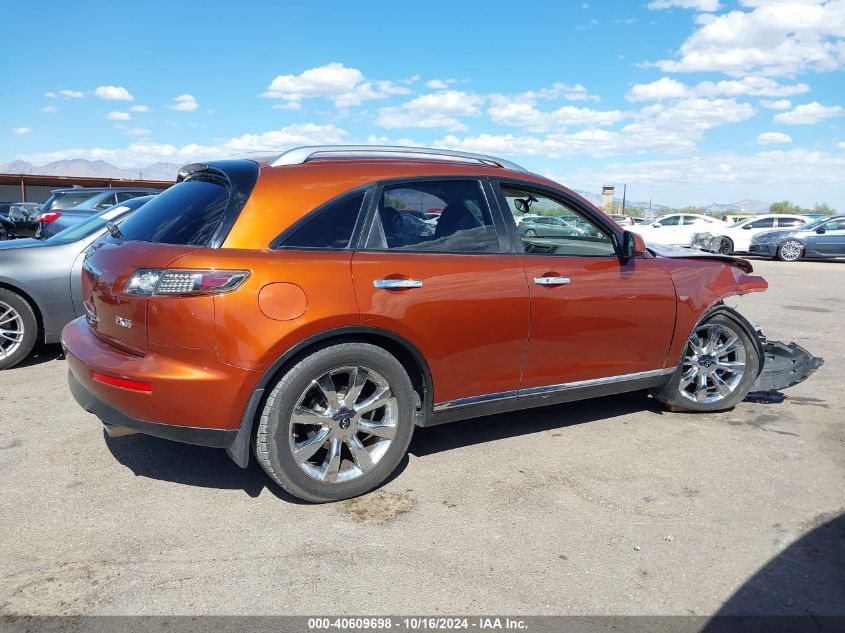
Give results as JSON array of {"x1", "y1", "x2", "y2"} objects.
[{"x1": 0, "y1": 158, "x2": 771, "y2": 214}]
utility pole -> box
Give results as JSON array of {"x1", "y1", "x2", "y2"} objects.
[
  {"x1": 648, "y1": 194, "x2": 652, "y2": 219},
  {"x1": 621, "y1": 184, "x2": 627, "y2": 214}
]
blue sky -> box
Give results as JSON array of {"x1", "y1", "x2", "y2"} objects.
[{"x1": 3, "y1": 0, "x2": 844, "y2": 208}]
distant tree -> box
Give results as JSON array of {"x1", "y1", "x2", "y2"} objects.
[
  {"x1": 770, "y1": 200, "x2": 805, "y2": 214},
  {"x1": 677, "y1": 205, "x2": 708, "y2": 214},
  {"x1": 813, "y1": 202, "x2": 835, "y2": 215},
  {"x1": 624, "y1": 206, "x2": 646, "y2": 218}
]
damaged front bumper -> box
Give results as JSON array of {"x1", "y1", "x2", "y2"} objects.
[{"x1": 752, "y1": 340, "x2": 824, "y2": 391}]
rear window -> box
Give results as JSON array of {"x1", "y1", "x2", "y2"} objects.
[
  {"x1": 115, "y1": 180, "x2": 228, "y2": 246},
  {"x1": 47, "y1": 191, "x2": 100, "y2": 210}
]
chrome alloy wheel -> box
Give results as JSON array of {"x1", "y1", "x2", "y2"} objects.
[
  {"x1": 289, "y1": 366, "x2": 398, "y2": 484},
  {"x1": 779, "y1": 240, "x2": 803, "y2": 262},
  {"x1": 0, "y1": 300, "x2": 24, "y2": 361},
  {"x1": 679, "y1": 322, "x2": 747, "y2": 404}
]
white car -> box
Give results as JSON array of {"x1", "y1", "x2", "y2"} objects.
[
  {"x1": 693, "y1": 214, "x2": 810, "y2": 254},
  {"x1": 629, "y1": 213, "x2": 728, "y2": 247}
]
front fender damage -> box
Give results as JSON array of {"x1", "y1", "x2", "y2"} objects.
[{"x1": 752, "y1": 338, "x2": 824, "y2": 392}]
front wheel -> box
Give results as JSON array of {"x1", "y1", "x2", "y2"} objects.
[
  {"x1": 524, "y1": 229, "x2": 537, "y2": 237},
  {"x1": 777, "y1": 240, "x2": 803, "y2": 262},
  {"x1": 652, "y1": 313, "x2": 760, "y2": 412},
  {"x1": 254, "y1": 342, "x2": 416, "y2": 502},
  {"x1": 717, "y1": 237, "x2": 733, "y2": 255}
]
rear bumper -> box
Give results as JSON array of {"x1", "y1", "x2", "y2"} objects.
[
  {"x1": 68, "y1": 369, "x2": 237, "y2": 448},
  {"x1": 61, "y1": 316, "x2": 259, "y2": 444}
]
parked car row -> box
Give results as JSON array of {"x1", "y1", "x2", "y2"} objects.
[{"x1": 0, "y1": 187, "x2": 162, "y2": 242}]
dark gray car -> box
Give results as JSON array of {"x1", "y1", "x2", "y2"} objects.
[
  {"x1": 0, "y1": 196, "x2": 153, "y2": 369},
  {"x1": 748, "y1": 215, "x2": 845, "y2": 261}
]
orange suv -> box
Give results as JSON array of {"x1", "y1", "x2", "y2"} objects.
[{"x1": 64, "y1": 146, "x2": 776, "y2": 502}]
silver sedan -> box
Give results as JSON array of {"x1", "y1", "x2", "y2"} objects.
[{"x1": 0, "y1": 196, "x2": 153, "y2": 370}]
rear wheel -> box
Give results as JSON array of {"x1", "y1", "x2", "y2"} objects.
[
  {"x1": 254, "y1": 343, "x2": 416, "y2": 502},
  {"x1": 0, "y1": 289, "x2": 38, "y2": 370},
  {"x1": 717, "y1": 237, "x2": 733, "y2": 254},
  {"x1": 777, "y1": 240, "x2": 803, "y2": 262},
  {"x1": 652, "y1": 313, "x2": 760, "y2": 412},
  {"x1": 524, "y1": 229, "x2": 537, "y2": 237}
]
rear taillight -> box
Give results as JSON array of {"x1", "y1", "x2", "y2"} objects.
[
  {"x1": 124, "y1": 269, "x2": 249, "y2": 296},
  {"x1": 38, "y1": 211, "x2": 61, "y2": 224},
  {"x1": 91, "y1": 372, "x2": 153, "y2": 393}
]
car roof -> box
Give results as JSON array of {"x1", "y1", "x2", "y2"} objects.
[{"x1": 49, "y1": 186, "x2": 162, "y2": 194}]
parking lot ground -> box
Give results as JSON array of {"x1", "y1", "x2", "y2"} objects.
[{"x1": 0, "y1": 259, "x2": 843, "y2": 616}]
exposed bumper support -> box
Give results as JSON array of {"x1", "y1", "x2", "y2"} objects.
[{"x1": 752, "y1": 340, "x2": 824, "y2": 392}]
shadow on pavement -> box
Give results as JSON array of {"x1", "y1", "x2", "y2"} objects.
[
  {"x1": 15, "y1": 342, "x2": 63, "y2": 369},
  {"x1": 410, "y1": 390, "x2": 663, "y2": 457},
  {"x1": 703, "y1": 510, "x2": 845, "y2": 630},
  {"x1": 104, "y1": 429, "x2": 410, "y2": 502}
]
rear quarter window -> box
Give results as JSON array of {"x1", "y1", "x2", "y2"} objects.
[{"x1": 115, "y1": 180, "x2": 228, "y2": 246}]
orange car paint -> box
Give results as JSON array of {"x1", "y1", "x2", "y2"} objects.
[{"x1": 63, "y1": 156, "x2": 767, "y2": 437}]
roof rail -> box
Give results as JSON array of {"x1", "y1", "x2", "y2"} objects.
[{"x1": 269, "y1": 145, "x2": 527, "y2": 171}]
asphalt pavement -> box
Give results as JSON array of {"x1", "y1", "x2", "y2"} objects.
[{"x1": 0, "y1": 259, "x2": 842, "y2": 616}]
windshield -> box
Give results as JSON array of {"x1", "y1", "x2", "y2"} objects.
[
  {"x1": 800, "y1": 218, "x2": 828, "y2": 231},
  {"x1": 47, "y1": 204, "x2": 136, "y2": 244}
]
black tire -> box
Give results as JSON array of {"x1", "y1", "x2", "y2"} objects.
[
  {"x1": 717, "y1": 237, "x2": 733, "y2": 255},
  {"x1": 524, "y1": 229, "x2": 537, "y2": 237},
  {"x1": 254, "y1": 342, "x2": 416, "y2": 502},
  {"x1": 777, "y1": 240, "x2": 803, "y2": 262},
  {"x1": 0, "y1": 288, "x2": 38, "y2": 370},
  {"x1": 651, "y1": 313, "x2": 760, "y2": 413},
  {"x1": 0, "y1": 225, "x2": 7, "y2": 240}
]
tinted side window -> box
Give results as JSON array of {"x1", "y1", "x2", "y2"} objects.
[
  {"x1": 748, "y1": 218, "x2": 775, "y2": 228},
  {"x1": 777, "y1": 218, "x2": 804, "y2": 228},
  {"x1": 116, "y1": 179, "x2": 229, "y2": 246},
  {"x1": 277, "y1": 192, "x2": 366, "y2": 249},
  {"x1": 364, "y1": 180, "x2": 499, "y2": 253},
  {"x1": 658, "y1": 216, "x2": 680, "y2": 226},
  {"x1": 501, "y1": 186, "x2": 616, "y2": 257}
]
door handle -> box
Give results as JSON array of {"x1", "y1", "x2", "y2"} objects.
[
  {"x1": 534, "y1": 276, "x2": 571, "y2": 286},
  {"x1": 373, "y1": 278, "x2": 423, "y2": 289}
]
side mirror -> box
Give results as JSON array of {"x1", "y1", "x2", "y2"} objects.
[
  {"x1": 742, "y1": 224, "x2": 753, "y2": 229},
  {"x1": 816, "y1": 227, "x2": 826, "y2": 234},
  {"x1": 621, "y1": 230, "x2": 646, "y2": 262}
]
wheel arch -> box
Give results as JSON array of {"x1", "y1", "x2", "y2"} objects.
[{"x1": 225, "y1": 325, "x2": 434, "y2": 468}]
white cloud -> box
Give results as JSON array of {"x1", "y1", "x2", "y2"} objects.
[
  {"x1": 107, "y1": 111, "x2": 131, "y2": 121},
  {"x1": 560, "y1": 148, "x2": 845, "y2": 209},
  {"x1": 627, "y1": 77, "x2": 690, "y2": 101},
  {"x1": 12, "y1": 127, "x2": 31, "y2": 135},
  {"x1": 18, "y1": 123, "x2": 349, "y2": 167},
  {"x1": 44, "y1": 91, "x2": 57, "y2": 98},
  {"x1": 756, "y1": 131, "x2": 793, "y2": 144},
  {"x1": 425, "y1": 79, "x2": 461, "y2": 90},
  {"x1": 627, "y1": 76, "x2": 809, "y2": 101},
  {"x1": 168, "y1": 94, "x2": 199, "y2": 112},
  {"x1": 840, "y1": 141, "x2": 845, "y2": 149},
  {"x1": 773, "y1": 101, "x2": 843, "y2": 124},
  {"x1": 760, "y1": 98, "x2": 792, "y2": 109},
  {"x1": 263, "y1": 63, "x2": 398, "y2": 108},
  {"x1": 127, "y1": 128, "x2": 151, "y2": 136},
  {"x1": 58, "y1": 89, "x2": 84, "y2": 99},
  {"x1": 648, "y1": 0, "x2": 721, "y2": 10},
  {"x1": 129, "y1": 105, "x2": 152, "y2": 112},
  {"x1": 41, "y1": 106, "x2": 59, "y2": 113},
  {"x1": 650, "y1": 0, "x2": 845, "y2": 76},
  {"x1": 488, "y1": 99, "x2": 622, "y2": 133},
  {"x1": 95, "y1": 85, "x2": 134, "y2": 101},
  {"x1": 376, "y1": 91, "x2": 484, "y2": 131},
  {"x1": 272, "y1": 102, "x2": 302, "y2": 111}
]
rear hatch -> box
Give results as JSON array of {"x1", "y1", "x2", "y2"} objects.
[{"x1": 81, "y1": 160, "x2": 259, "y2": 355}]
